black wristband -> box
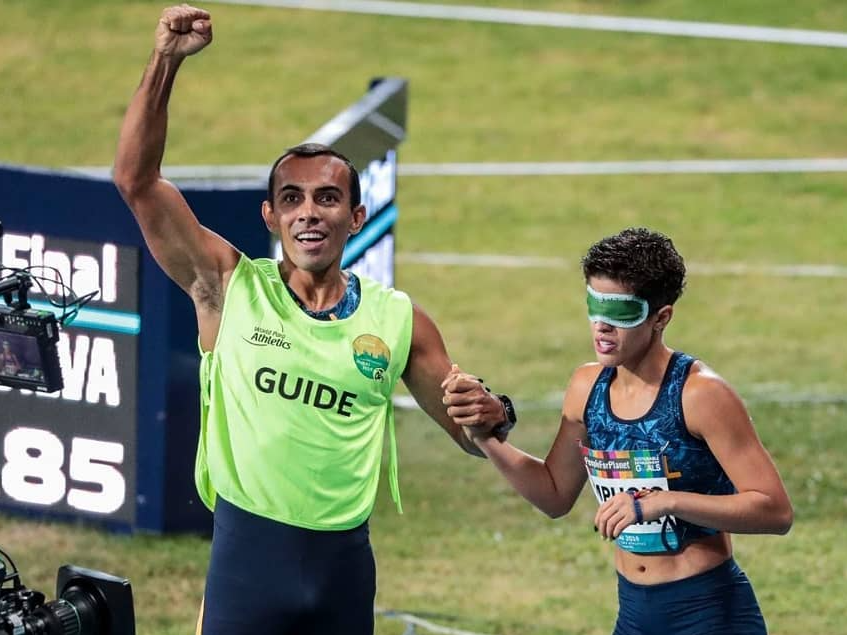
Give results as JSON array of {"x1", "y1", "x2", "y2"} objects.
[{"x1": 491, "y1": 393, "x2": 517, "y2": 442}]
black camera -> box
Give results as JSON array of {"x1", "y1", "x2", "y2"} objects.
[
  {"x1": 0, "y1": 219, "x2": 91, "y2": 394},
  {"x1": 0, "y1": 549, "x2": 134, "y2": 635},
  {"x1": 0, "y1": 303, "x2": 63, "y2": 393}
]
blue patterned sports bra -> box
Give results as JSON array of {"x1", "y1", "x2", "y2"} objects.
[{"x1": 583, "y1": 351, "x2": 735, "y2": 551}]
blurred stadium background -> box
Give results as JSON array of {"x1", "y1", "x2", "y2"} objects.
[{"x1": 1, "y1": 1, "x2": 846, "y2": 634}]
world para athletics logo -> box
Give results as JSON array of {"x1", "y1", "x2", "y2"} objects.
[
  {"x1": 352, "y1": 334, "x2": 390, "y2": 381},
  {"x1": 242, "y1": 324, "x2": 291, "y2": 349}
]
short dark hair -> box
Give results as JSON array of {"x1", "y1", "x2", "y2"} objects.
[
  {"x1": 581, "y1": 227, "x2": 686, "y2": 312},
  {"x1": 266, "y1": 143, "x2": 361, "y2": 209}
]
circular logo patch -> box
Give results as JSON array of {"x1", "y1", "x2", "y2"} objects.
[{"x1": 352, "y1": 334, "x2": 391, "y2": 380}]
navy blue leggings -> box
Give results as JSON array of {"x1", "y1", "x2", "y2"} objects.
[
  {"x1": 200, "y1": 498, "x2": 376, "y2": 635},
  {"x1": 613, "y1": 558, "x2": 767, "y2": 635}
]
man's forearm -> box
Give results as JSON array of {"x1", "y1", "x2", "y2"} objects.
[{"x1": 114, "y1": 51, "x2": 184, "y2": 193}]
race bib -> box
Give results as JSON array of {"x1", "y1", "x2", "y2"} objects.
[{"x1": 581, "y1": 445, "x2": 679, "y2": 553}]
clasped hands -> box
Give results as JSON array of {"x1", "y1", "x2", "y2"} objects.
[{"x1": 441, "y1": 364, "x2": 507, "y2": 442}]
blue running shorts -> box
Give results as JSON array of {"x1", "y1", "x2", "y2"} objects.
[
  {"x1": 200, "y1": 497, "x2": 376, "y2": 635},
  {"x1": 613, "y1": 557, "x2": 767, "y2": 635}
]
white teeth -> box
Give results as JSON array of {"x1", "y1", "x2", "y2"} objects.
[{"x1": 296, "y1": 232, "x2": 325, "y2": 241}]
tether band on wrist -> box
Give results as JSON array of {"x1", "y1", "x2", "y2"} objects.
[{"x1": 630, "y1": 495, "x2": 644, "y2": 525}]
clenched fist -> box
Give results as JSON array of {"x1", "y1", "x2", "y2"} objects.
[{"x1": 156, "y1": 4, "x2": 213, "y2": 58}]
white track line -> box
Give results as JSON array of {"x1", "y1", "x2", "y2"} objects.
[
  {"x1": 398, "y1": 159, "x2": 847, "y2": 177},
  {"x1": 377, "y1": 608, "x2": 492, "y2": 635},
  {"x1": 396, "y1": 252, "x2": 847, "y2": 278},
  {"x1": 68, "y1": 158, "x2": 847, "y2": 181},
  {"x1": 398, "y1": 253, "x2": 567, "y2": 269},
  {"x1": 393, "y1": 392, "x2": 847, "y2": 412},
  {"x1": 205, "y1": 0, "x2": 847, "y2": 48}
]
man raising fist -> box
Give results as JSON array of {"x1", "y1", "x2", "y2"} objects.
[
  {"x1": 156, "y1": 3, "x2": 212, "y2": 58},
  {"x1": 114, "y1": 6, "x2": 515, "y2": 635}
]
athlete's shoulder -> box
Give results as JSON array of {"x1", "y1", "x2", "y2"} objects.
[
  {"x1": 357, "y1": 274, "x2": 411, "y2": 305},
  {"x1": 571, "y1": 362, "x2": 605, "y2": 386},
  {"x1": 562, "y1": 363, "x2": 604, "y2": 416},
  {"x1": 683, "y1": 359, "x2": 745, "y2": 412},
  {"x1": 245, "y1": 256, "x2": 276, "y2": 271},
  {"x1": 685, "y1": 359, "x2": 729, "y2": 391},
  {"x1": 226, "y1": 254, "x2": 272, "y2": 279}
]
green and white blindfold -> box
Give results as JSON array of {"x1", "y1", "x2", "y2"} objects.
[{"x1": 586, "y1": 285, "x2": 650, "y2": 328}]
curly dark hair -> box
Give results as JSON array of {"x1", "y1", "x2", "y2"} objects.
[
  {"x1": 266, "y1": 143, "x2": 361, "y2": 210},
  {"x1": 581, "y1": 227, "x2": 686, "y2": 312}
]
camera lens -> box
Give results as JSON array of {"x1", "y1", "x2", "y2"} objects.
[
  {"x1": 59, "y1": 585, "x2": 103, "y2": 635},
  {"x1": 20, "y1": 584, "x2": 103, "y2": 635},
  {"x1": 18, "y1": 599, "x2": 79, "y2": 635}
]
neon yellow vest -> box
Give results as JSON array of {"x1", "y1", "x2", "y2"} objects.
[{"x1": 195, "y1": 255, "x2": 413, "y2": 530}]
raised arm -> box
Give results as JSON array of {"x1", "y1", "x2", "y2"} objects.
[
  {"x1": 401, "y1": 305, "x2": 506, "y2": 458},
  {"x1": 113, "y1": 5, "x2": 239, "y2": 349}
]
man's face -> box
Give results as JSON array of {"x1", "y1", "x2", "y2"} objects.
[{"x1": 262, "y1": 154, "x2": 365, "y2": 274}]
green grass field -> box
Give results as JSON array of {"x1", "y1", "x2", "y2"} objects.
[{"x1": 1, "y1": 1, "x2": 846, "y2": 634}]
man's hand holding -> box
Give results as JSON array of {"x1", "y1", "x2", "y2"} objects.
[
  {"x1": 156, "y1": 4, "x2": 213, "y2": 58},
  {"x1": 441, "y1": 364, "x2": 507, "y2": 441}
]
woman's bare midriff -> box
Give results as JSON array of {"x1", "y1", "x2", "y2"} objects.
[{"x1": 615, "y1": 533, "x2": 732, "y2": 584}]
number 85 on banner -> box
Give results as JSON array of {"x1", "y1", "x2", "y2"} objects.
[{"x1": 1, "y1": 426, "x2": 126, "y2": 515}]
